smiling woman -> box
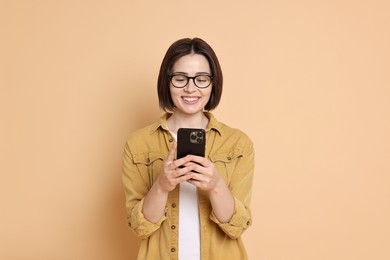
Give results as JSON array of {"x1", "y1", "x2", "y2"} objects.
[
  {"x1": 122, "y1": 38, "x2": 255, "y2": 260},
  {"x1": 168, "y1": 54, "x2": 213, "y2": 119}
]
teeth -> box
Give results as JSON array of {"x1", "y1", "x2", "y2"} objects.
[{"x1": 183, "y1": 97, "x2": 199, "y2": 102}]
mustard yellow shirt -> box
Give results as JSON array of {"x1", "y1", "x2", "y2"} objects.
[{"x1": 122, "y1": 112, "x2": 255, "y2": 260}]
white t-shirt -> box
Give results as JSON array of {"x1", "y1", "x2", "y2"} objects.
[{"x1": 170, "y1": 131, "x2": 201, "y2": 260}]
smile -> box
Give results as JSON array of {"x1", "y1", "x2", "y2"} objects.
[{"x1": 182, "y1": 97, "x2": 200, "y2": 102}]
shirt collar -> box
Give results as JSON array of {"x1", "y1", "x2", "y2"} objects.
[{"x1": 150, "y1": 112, "x2": 223, "y2": 136}]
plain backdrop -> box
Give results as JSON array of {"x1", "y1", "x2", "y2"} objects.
[{"x1": 1, "y1": 0, "x2": 389, "y2": 259}]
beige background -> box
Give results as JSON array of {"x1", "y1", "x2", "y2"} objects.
[{"x1": 1, "y1": 0, "x2": 389, "y2": 259}]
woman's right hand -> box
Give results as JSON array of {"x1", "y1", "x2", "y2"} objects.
[
  {"x1": 156, "y1": 142, "x2": 196, "y2": 193},
  {"x1": 142, "y1": 142, "x2": 197, "y2": 223}
]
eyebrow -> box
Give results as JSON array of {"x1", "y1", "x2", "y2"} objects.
[{"x1": 170, "y1": 71, "x2": 211, "y2": 76}]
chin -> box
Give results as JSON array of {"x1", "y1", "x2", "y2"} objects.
[{"x1": 175, "y1": 107, "x2": 203, "y2": 115}]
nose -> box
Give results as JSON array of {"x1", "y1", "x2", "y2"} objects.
[{"x1": 184, "y1": 78, "x2": 197, "y2": 92}]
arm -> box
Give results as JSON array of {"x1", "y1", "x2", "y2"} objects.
[
  {"x1": 187, "y1": 156, "x2": 235, "y2": 223},
  {"x1": 122, "y1": 141, "x2": 163, "y2": 238},
  {"x1": 123, "y1": 141, "x2": 197, "y2": 238},
  {"x1": 208, "y1": 177, "x2": 235, "y2": 223},
  {"x1": 143, "y1": 142, "x2": 198, "y2": 222},
  {"x1": 215, "y1": 141, "x2": 255, "y2": 238},
  {"x1": 188, "y1": 139, "x2": 255, "y2": 238}
]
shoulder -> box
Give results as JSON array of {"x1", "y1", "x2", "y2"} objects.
[
  {"x1": 126, "y1": 124, "x2": 153, "y2": 143},
  {"x1": 208, "y1": 113, "x2": 253, "y2": 153},
  {"x1": 208, "y1": 113, "x2": 252, "y2": 143},
  {"x1": 218, "y1": 122, "x2": 253, "y2": 149},
  {"x1": 125, "y1": 113, "x2": 169, "y2": 146},
  {"x1": 124, "y1": 121, "x2": 164, "y2": 156}
]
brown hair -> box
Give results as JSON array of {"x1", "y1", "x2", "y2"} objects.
[{"x1": 157, "y1": 38, "x2": 223, "y2": 111}]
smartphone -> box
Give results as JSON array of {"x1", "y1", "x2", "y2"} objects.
[{"x1": 177, "y1": 128, "x2": 206, "y2": 159}]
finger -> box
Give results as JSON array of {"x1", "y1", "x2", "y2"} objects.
[
  {"x1": 166, "y1": 142, "x2": 177, "y2": 163},
  {"x1": 187, "y1": 171, "x2": 204, "y2": 182},
  {"x1": 175, "y1": 164, "x2": 197, "y2": 177},
  {"x1": 172, "y1": 155, "x2": 193, "y2": 169},
  {"x1": 187, "y1": 155, "x2": 210, "y2": 167},
  {"x1": 177, "y1": 173, "x2": 195, "y2": 183},
  {"x1": 187, "y1": 178, "x2": 201, "y2": 187},
  {"x1": 185, "y1": 162, "x2": 207, "y2": 175},
  {"x1": 183, "y1": 161, "x2": 196, "y2": 167}
]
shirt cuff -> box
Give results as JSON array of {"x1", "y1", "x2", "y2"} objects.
[
  {"x1": 128, "y1": 199, "x2": 168, "y2": 239},
  {"x1": 209, "y1": 196, "x2": 251, "y2": 239}
]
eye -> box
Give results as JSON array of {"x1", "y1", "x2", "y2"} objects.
[
  {"x1": 195, "y1": 76, "x2": 209, "y2": 83},
  {"x1": 172, "y1": 75, "x2": 187, "y2": 82}
]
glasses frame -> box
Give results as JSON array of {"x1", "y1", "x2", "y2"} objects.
[{"x1": 168, "y1": 74, "x2": 213, "y2": 89}]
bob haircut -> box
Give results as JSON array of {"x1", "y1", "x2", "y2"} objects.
[{"x1": 157, "y1": 38, "x2": 223, "y2": 111}]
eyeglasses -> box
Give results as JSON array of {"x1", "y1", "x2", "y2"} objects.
[{"x1": 169, "y1": 74, "x2": 213, "y2": 89}]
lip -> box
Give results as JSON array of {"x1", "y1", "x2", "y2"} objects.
[{"x1": 181, "y1": 96, "x2": 201, "y2": 104}]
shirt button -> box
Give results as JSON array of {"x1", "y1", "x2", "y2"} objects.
[
  {"x1": 171, "y1": 203, "x2": 176, "y2": 208},
  {"x1": 169, "y1": 138, "x2": 174, "y2": 142},
  {"x1": 247, "y1": 221, "x2": 250, "y2": 225},
  {"x1": 147, "y1": 158, "x2": 150, "y2": 163},
  {"x1": 171, "y1": 248, "x2": 176, "y2": 253},
  {"x1": 227, "y1": 156, "x2": 232, "y2": 160},
  {"x1": 171, "y1": 225, "x2": 176, "y2": 230}
]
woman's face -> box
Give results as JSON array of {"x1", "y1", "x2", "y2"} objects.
[{"x1": 169, "y1": 54, "x2": 212, "y2": 116}]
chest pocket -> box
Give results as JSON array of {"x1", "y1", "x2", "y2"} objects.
[
  {"x1": 209, "y1": 148, "x2": 244, "y2": 185},
  {"x1": 133, "y1": 152, "x2": 165, "y2": 186}
]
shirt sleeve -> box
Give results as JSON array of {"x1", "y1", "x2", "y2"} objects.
[
  {"x1": 209, "y1": 138, "x2": 255, "y2": 239},
  {"x1": 122, "y1": 141, "x2": 167, "y2": 239},
  {"x1": 128, "y1": 198, "x2": 168, "y2": 239}
]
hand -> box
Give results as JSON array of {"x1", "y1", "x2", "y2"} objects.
[
  {"x1": 156, "y1": 142, "x2": 197, "y2": 193},
  {"x1": 185, "y1": 155, "x2": 225, "y2": 192},
  {"x1": 186, "y1": 155, "x2": 235, "y2": 223}
]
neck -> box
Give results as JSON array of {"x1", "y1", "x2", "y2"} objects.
[{"x1": 167, "y1": 111, "x2": 209, "y2": 134}]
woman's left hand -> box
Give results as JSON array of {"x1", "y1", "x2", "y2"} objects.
[
  {"x1": 184, "y1": 155, "x2": 235, "y2": 223},
  {"x1": 184, "y1": 155, "x2": 224, "y2": 192}
]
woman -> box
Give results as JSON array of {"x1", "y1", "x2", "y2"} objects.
[{"x1": 122, "y1": 38, "x2": 254, "y2": 260}]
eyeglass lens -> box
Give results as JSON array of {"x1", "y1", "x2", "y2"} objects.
[{"x1": 170, "y1": 75, "x2": 211, "y2": 88}]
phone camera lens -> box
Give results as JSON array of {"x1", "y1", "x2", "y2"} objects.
[
  {"x1": 197, "y1": 132, "x2": 203, "y2": 138},
  {"x1": 191, "y1": 133, "x2": 197, "y2": 140},
  {"x1": 197, "y1": 138, "x2": 202, "y2": 143}
]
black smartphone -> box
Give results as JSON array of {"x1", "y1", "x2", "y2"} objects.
[{"x1": 177, "y1": 128, "x2": 206, "y2": 159}]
